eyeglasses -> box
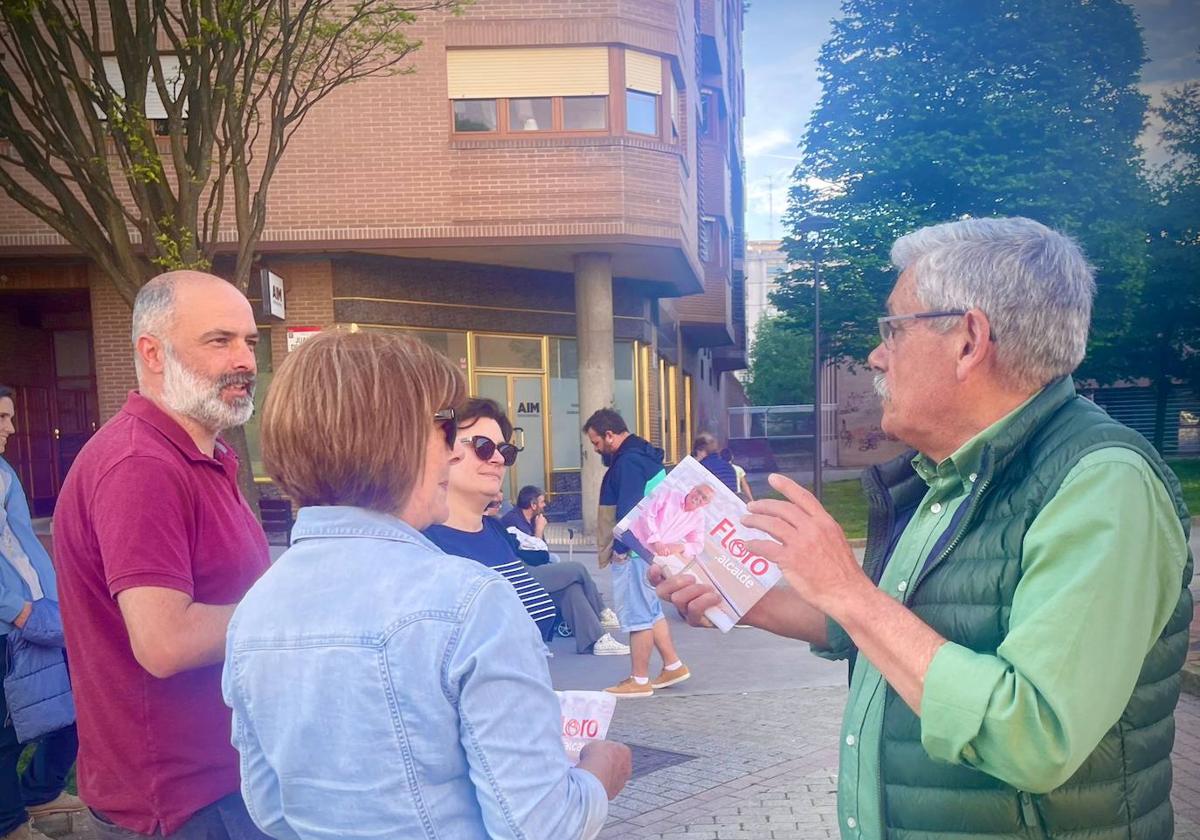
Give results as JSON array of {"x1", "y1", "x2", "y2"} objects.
[
  {"x1": 434, "y1": 408, "x2": 457, "y2": 449},
  {"x1": 462, "y1": 435, "x2": 520, "y2": 466},
  {"x1": 877, "y1": 310, "x2": 968, "y2": 347}
]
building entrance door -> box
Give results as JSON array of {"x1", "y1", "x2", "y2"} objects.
[
  {"x1": 1, "y1": 289, "x2": 99, "y2": 516},
  {"x1": 11, "y1": 386, "x2": 57, "y2": 516},
  {"x1": 474, "y1": 373, "x2": 548, "y2": 503}
]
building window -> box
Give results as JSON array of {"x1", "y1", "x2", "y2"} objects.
[
  {"x1": 447, "y1": 47, "x2": 681, "y2": 141},
  {"x1": 475, "y1": 334, "x2": 543, "y2": 370},
  {"x1": 448, "y1": 47, "x2": 610, "y2": 136},
  {"x1": 453, "y1": 99, "x2": 498, "y2": 132},
  {"x1": 626, "y1": 90, "x2": 658, "y2": 136},
  {"x1": 699, "y1": 89, "x2": 716, "y2": 138},
  {"x1": 666, "y1": 362, "x2": 681, "y2": 464},
  {"x1": 563, "y1": 96, "x2": 608, "y2": 130},
  {"x1": 100, "y1": 55, "x2": 188, "y2": 128},
  {"x1": 669, "y1": 75, "x2": 680, "y2": 141},
  {"x1": 683, "y1": 373, "x2": 694, "y2": 458},
  {"x1": 547, "y1": 338, "x2": 637, "y2": 470},
  {"x1": 698, "y1": 217, "x2": 727, "y2": 268},
  {"x1": 699, "y1": 216, "x2": 718, "y2": 263},
  {"x1": 624, "y1": 49, "x2": 663, "y2": 138},
  {"x1": 508, "y1": 97, "x2": 553, "y2": 131}
]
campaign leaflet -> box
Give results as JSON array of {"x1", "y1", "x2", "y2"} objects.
[
  {"x1": 613, "y1": 456, "x2": 782, "y2": 632},
  {"x1": 555, "y1": 690, "x2": 616, "y2": 765}
]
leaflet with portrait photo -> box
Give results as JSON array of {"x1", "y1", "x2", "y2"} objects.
[{"x1": 613, "y1": 456, "x2": 782, "y2": 632}]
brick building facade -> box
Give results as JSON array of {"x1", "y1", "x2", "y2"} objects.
[{"x1": 0, "y1": 0, "x2": 748, "y2": 525}]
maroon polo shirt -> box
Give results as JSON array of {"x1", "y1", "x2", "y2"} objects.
[{"x1": 54, "y1": 392, "x2": 269, "y2": 835}]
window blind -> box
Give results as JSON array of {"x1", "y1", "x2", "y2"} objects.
[
  {"x1": 447, "y1": 47, "x2": 610, "y2": 99},
  {"x1": 625, "y1": 50, "x2": 663, "y2": 95}
]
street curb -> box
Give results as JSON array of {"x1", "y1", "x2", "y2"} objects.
[{"x1": 1183, "y1": 665, "x2": 1200, "y2": 699}]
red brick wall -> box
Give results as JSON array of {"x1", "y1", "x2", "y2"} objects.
[
  {"x1": 88, "y1": 266, "x2": 137, "y2": 422},
  {"x1": 262, "y1": 260, "x2": 336, "y2": 375},
  {"x1": 0, "y1": 0, "x2": 702, "y2": 269}
]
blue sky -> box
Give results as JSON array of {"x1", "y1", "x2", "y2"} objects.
[{"x1": 742, "y1": 0, "x2": 1200, "y2": 240}]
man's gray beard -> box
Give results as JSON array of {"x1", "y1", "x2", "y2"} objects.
[
  {"x1": 873, "y1": 373, "x2": 891, "y2": 403},
  {"x1": 161, "y1": 343, "x2": 255, "y2": 433}
]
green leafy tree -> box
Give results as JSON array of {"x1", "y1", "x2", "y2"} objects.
[
  {"x1": 745, "y1": 315, "x2": 814, "y2": 406},
  {"x1": 0, "y1": 0, "x2": 469, "y2": 500},
  {"x1": 774, "y1": 0, "x2": 1150, "y2": 372},
  {"x1": 1111, "y1": 75, "x2": 1200, "y2": 450}
]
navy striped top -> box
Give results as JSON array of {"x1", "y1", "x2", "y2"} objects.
[{"x1": 424, "y1": 518, "x2": 558, "y2": 639}]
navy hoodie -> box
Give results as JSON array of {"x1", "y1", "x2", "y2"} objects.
[
  {"x1": 599, "y1": 434, "x2": 665, "y2": 554},
  {"x1": 699, "y1": 453, "x2": 738, "y2": 494}
]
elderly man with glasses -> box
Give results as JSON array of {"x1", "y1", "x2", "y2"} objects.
[{"x1": 656, "y1": 217, "x2": 1192, "y2": 840}]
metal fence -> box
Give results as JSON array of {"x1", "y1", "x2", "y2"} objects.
[
  {"x1": 1085, "y1": 385, "x2": 1200, "y2": 457},
  {"x1": 727, "y1": 404, "x2": 839, "y2": 471}
]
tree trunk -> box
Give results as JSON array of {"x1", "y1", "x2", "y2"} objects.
[
  {"x1": 1151, "y1": 325, "x2": 1175, "y2": 455},
  {"x1": 1152, "y1": 374, "x2": 1171, "y2": 455}
]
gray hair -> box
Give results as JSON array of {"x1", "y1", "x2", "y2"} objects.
[
  {"x1": 891, "y1": 217, "x2": 1095, "y2": 390},
  {"x1": 131, "y1": 272, "x2": 181, "y2": 378}
]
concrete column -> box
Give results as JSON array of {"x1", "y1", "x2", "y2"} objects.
[{"x1": 574, "y1": 253, "x2": 615, "y2": 536}]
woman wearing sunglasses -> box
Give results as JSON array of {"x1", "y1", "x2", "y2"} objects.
[
  {"x1": 223, "y1": 332, "x2": 629, "y2": 839},
  {"x1": 425, "y1": 399, "x2": 631, "y2": 657},
  {"x1": 424, "y1": 399, "x2": 559, "y2": 640}
]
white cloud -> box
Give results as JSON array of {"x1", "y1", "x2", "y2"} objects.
[
  {"x1": 1138, "y1": 78, "x2": 1199, "y2": 167},
  {"x1": 744, "y1": 128, "x2": 794, "y2": 157}
]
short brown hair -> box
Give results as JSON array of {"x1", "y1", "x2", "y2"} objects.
[
  {"x1": 692, "y1": 431, "x2": 718, "y2": 457},
  {"x1": 583, "y1": 407, "x2": 628, "y2": 436},
  {"x1": 262, "y1": 330, "x2": 466, "y2": 512},
  {"x1": 457, "y1": 397, "x2": 513, "y2": 441}
]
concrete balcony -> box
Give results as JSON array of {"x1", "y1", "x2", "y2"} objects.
[
  {"x1": 699, "y1": 136, "x2": 728, "y2": 219},
  {"x1": 698, "y1": 0, "x2": 728, "y2": 82},
  {"x1": 677, "y1": 261, "x2": 734, "y2": 347}
]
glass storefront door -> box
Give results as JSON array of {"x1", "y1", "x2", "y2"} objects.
[{"x1": 475, "y1": 373, "x2": 548, "y2": 502}]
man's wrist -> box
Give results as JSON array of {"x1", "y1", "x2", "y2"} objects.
[{"x1": 819, "y1": 574, "x2": 881, "y2": 634}]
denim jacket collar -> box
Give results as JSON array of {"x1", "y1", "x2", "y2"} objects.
[{"x1": 290, "y1": 505, "x2": 440, "y2": 552}]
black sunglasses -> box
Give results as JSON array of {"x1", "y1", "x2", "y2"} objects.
[
  {"x1": 463, "y1": 435, "x2": 520, "y2": 466},
  {"x1": 434, "y1": 408, "x2": 457, "y2": 449}
]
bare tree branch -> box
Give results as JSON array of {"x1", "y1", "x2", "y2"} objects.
[{"x1": 1, "y1": 0, "x2": 471, "y2": 299}]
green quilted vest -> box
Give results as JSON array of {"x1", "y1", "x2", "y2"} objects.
[{"x1": 857, "y1": 376, "x2": 1193, "y2": 839}]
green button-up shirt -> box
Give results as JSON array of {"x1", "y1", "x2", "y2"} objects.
[{"x1": 818, "y1": 399, "x2": 1189, "y2": 839}]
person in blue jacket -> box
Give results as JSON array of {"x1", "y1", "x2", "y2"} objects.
[
  {"x1": 584, "y1": 408, "x2": 690, "y2": 698},
  {"x1": 0, "y1": 386, "x2": 83, "y2": 840}
]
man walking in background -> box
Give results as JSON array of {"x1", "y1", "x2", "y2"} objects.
[{"x1": 584, "y1": 409, "x2": 690, "y2": 698}]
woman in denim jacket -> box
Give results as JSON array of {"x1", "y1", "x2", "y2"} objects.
[{"x1": 222, "y1": 332, "x2": 630, "y2": 840}]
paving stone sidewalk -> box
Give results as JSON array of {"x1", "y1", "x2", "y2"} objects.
[{"x1": 599, "y1": 686, "x2": 1200, "y2": 840}]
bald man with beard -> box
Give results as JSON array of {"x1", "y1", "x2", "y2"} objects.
[{"x1": 54, "y1": 272, "x2": 272, "y2": 839}]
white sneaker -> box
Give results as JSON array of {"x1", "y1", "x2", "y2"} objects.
[
  {"x1": 592, "y1": 633, "x2": 631, "y2": 656},
  {"x1": 599, "y1": 608, "x2": 620, "y2": 631}
]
